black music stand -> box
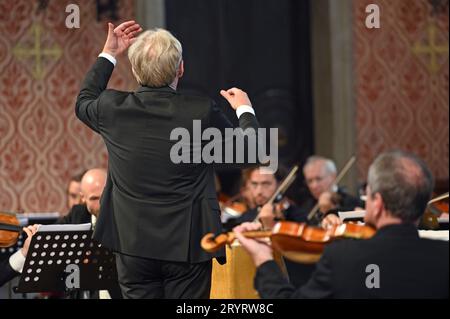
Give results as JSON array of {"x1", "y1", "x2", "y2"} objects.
[{"x1": 16, "y1": 224, "x2": 117, "y2": 296}]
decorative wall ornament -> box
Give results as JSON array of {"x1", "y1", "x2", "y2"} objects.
[{"x1": 0, "y1": 0, "x2": 135, "y2": 213}]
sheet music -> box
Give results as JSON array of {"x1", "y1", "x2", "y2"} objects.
[
  {"x1": 37, "y1": 223, "x2": 91, "y2": 232},
  {"x1": 338, "y1": 210, "x2": 366, "y2": 221},
  {"x1": 21, "y1": 212, "x2": 61, "y2": 219},
  {"x1": 418, "y1": 230, "x2": 449, "y2": 241}
]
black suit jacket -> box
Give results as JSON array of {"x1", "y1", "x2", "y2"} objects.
[
  {"x1": 76, "y1": 57, "x2": 260, "y2": 263},
  {"x1": 255, "y1": 224, "x2": 449, "y2": 298},
  {"x1": 298, "y1": 187, "x2": 364, "y2": 226},
  {"x1": 57, "y1": 204, "x2": 91, "y2": 225},
  {"x1": 0, "y1": 258, "x2": 19, "y2": 288},
  {"x1": 225, "y1": 203, "x2": 308, "y2": 231}
]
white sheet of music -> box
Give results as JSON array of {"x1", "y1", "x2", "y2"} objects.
[
  {"x1": 37, "y1": 223, "x2": 91, "y2": 232},
  {"x1": 418, "y1": 230, "x2": 449, "y2": 241}
]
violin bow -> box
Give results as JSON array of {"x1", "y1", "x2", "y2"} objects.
[
  {"x1": 307, "y1": 156, "x2": 356, "y2": 222},
  {"x1": 427, "y1": 192, "x2": 449, "y2": 206},
  {"x1": 426, "y1": 192, "x2": 449, "y2": 216},
  {"x1": 253, "y1": 165, "x2": 299, "y2": 223},
  {"x1": 267, "y1": 165, "x2": 299, "y2": 206}
]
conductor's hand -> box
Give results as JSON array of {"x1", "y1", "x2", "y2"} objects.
[
  {"x1": 102, "y1": 20, "x2": 143, "y2": 58},
  {"x1": 21, "y1": 224, "x2": 40, "y2": 257},
  {"x1": 220, "y1": 88, "x2": 252, "y2": 110},
  {"x1": 233, "y1": 222, "x2": 274, "y2": 267}
]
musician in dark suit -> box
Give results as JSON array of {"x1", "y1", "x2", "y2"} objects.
[
  {"x1": 57, "y1": 204, "x2": 91, "y2": 225},
  {"x1": 235, "y1": 151, "x2": 449, "y2": 298},
  {"x1": 297, "y1": 156, "x2": 364, "y2": 226},
  {"x1": 224, "y1": 166, "x2": 313, "y2": 288},
  {"x1": 75, "y1": 21, "x2": 260, "y2": 298},
  {"x1": 56, "y1": 168, "x2": 122, "y2": 299},
  {"x1": 0, "y1": 225, "x2": 39, "y2": 288},
  {"x1": 58, "y1": 168, "x2": 107, "y2": 225},
  {"x1": 228, "y1": 166, "x2": 308, "y2": 228}
]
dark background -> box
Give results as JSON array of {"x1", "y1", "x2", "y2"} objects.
[{"x1": 166, "y1": 0, "x2": 314, "y2": 196}]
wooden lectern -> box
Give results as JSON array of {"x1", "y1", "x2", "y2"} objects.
[{"x1": 210, "y1": 242, "x2": 286, "y2": 299}]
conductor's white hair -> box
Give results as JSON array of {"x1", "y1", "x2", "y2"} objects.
[{"x1": 128, "y1": 28, "x2": 182, "y2": 87}]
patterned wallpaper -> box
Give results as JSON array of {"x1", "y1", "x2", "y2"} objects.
[
  {"x1": 1, "y1": 0, "x2": 448, "y2": 212},
  {"x1": 354, "y1": 0, "x2": 449, "y2": 182},
  {"x1": 0, "y1": 0, "x2": 135, "y2": 213}
]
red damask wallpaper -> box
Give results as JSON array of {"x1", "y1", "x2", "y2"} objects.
[
  {"x1": 0, "y1": 0, "x2": 448, "y2": 213},
  {"x1": 354, "y1": 0, "x2": 449, "y2": 183},
  {"x1": 0, "y1": 0, "x2": 136, "y2": 213}
]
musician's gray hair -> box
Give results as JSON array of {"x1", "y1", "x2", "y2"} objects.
[
  {"x1": 303, "y1": 156, "x2": 337, "y2": 175},
  {"x1": 367, "y1": 150, "x2": 434, "y2": 222}
]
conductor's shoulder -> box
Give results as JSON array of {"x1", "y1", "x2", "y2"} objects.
[{"x1": 100, "y1": 88, "x2": 133, "y2": 103}]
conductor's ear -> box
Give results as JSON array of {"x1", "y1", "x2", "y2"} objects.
[{"x1": 177, "y1": 60, "x2": 184, "y2": 78}]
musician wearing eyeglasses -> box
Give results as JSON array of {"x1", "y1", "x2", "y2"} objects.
[
  {"x1": 298, "y1": 156, "x2": 364, "y2": 226},
  {"x1": 235, "y1": 151, "x2": 448, "y2": 298}
]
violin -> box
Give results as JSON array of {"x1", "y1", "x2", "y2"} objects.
[
  {"x1": 201, "y1": 221, "x2": 376, "y2": 264},
  {"x1": 421, "y1": 192, "x2": 449, "y2": 230},
  {"x1": 307, "y1": 156, "x2": 356, "y2": 221},
  {"x1": 0, "y1": 211, "x2": 23, "y2": 248},
  {"x1": 428, "y1": 192, "x2": 449, "y2": 215},
  {"x1": 254, "y1": 165, "x2": 299, "y2": 224},
  {"x1": 221, "y1": 193, "x2": 249, "y2": 215}
]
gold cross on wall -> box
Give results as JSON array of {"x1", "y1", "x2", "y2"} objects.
[
  {"x1": 13, "y1": 23, "x2": 62, "y2": 80},
  {"x1": 412, "y1": 21, "x2": 449, "y2": 73}
]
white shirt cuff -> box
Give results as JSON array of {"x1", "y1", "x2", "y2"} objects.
[
  {"x1": 99, "y1": 290, "x2": 112, "y2": 299},
  {"x1": 99, "y1": 52, "x2": 117, "y2": 66},
  {"x1": 9, "y1": 249, "x2": 26, "y2": 273},
  {"x1": 236, "y1": 105, "x2": 255, "y2": 119}
]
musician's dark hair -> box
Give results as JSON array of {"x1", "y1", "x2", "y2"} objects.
[
  {"x1": 70, "y1": 171, "x2": 86, "y2": 183},
  {"x1": 241, "y1": 164, "x2": 288, "y2": 184}
]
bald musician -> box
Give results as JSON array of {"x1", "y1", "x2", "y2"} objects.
[
  {"x1": 58, "y1": 168, "x2": 107, "y2": 225},
  {"x1": 58, "y1": 168, "x2": 122, "y2": 299}
]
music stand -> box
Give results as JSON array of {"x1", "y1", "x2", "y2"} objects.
[
  {"x1": 16, "y1": 223, "x2": 118, "y2": 295},
  {"x1": 338, "y1": 210, "x2": 366, "y2": 223}
]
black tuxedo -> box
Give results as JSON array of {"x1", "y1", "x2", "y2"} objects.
[
  {"x1": 76, "y1": 57, "x2": 260, "y2": 298},
  {"x1": 0, "y1": 258, "x2": 19, "y2": 288},
  {"x1": 255, "y1": 224, "x2": 449, "y2": 298}
]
